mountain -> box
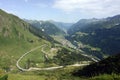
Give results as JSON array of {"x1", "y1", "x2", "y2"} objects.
[
  {"x1": 49, "y1": 21, "x2": 73, "y2": 33},
  {"x1": 1, "y1": 9, "x2": 120, "y2": 80},
  {"x1": 0, "y1": 9, "x2": 92, "y2": 73},
  {"x1": 0, "y1": 10, "x2": 33, "y2": 40},
  {"x1": 68, "y1": 18, "x2": 104, "y2": 35},
  {"x1": 0, "y1": 9, "x2": 54, "y2": 42},
  {"x1": 0, "y1": 9, "x2": 54, "y2": 71},
  {"x1": 67, "y1": 15, "x2": 120, "y2": 58},
  {"x1": 25, "y1": 20, "x2": 65, "y2": 36},
  {"x1": 73, "y1": 53, "x2": 120, "y2": 77}
]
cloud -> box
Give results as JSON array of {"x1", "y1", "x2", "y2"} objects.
[{"x1": 53, "y1": 0, "x2": 120, "y2": 17}]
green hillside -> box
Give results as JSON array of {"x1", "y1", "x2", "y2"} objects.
[{"x1": 0, "y1": 9, "x2": 52, "y2": 71}]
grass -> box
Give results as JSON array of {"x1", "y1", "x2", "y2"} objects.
[
  {"x1": 1, "y1": 66, "x2": 120, "y2": 80},
  {"x1": 8, "y1": 74, "x2": 46, "y2": 80},
  {"x1": 89, "y1": 74, "x2": 120, "y2": 80},
  {"x1": 0, "y1": 37, "x2": 50, "y2": 70},
  {"x1": 7, "y1": 66, "x2": 83, "y2": 80},
  {"x1": 19, "y1": 47, "x2": 45, "y2": 68}
]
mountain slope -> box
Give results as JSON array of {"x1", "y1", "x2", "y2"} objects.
[
  {"x1": 0, "y1": 9, "x2": 52, "y2": 71},
  {"x1": 25, "y1": 20, "x2": 65, "y2": 36},
  {"x1": 67, "y1": 15, "x2": 120, "y2": 58},
  {"x1": 0, "y1": 9, "x2": 92, "y2": 72},
  {"x1": 0, "y1": 9, "x2": 34, "y2": 40},
  {"x1": 73, "y1": 53, "x2": 120, "y2": 77},
  {"x1": 52, "y1": 47, "x2": 92, "y2": 66},
  {"x1": 0, "y1": 9, "x2": 52, "y2": 42}
]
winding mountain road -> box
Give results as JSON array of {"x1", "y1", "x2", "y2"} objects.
[
  {"x1": 16, "y1": 44, "x2": 47, "y2": 71},
  {"x1": 16, "y1": 44, "x2": 92, "y2": 71},
  {"x1": 16, "y1": 44, "x2": 65, "y2": 71}
]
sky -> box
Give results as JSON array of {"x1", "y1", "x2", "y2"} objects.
[{"x1": 0, "y1": 0, "x2": 120, "y2": 22}]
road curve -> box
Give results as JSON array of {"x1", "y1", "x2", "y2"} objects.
[
  {"x1": 16, "y1": 44, "x2": 90, "y2": 71},
  {"x1": 16, "y1": 44, "x2": 64, "y2": 71},
  {"x1": 16, "y1": 44, "x2": 46, "y2": 71}
]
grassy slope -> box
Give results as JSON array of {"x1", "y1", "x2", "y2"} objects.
[
  {"x1": 1, "y1": 67, "x2": 120, "y2": 80},
  {"x1": 0, "y1": 68, "x2": 120, "y2": 80},
  {"x1": 0, "y1": 9, "x2": 51, "y2": 70},
  {"x1": 89, "y1": 74, "x2": 120, "y2": 80},
  {"x1": 8, "y1": 74, "x2": 46, "y2": 80}
]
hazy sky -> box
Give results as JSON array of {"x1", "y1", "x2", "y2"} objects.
[{"x1": 0, "y1": 0, "x2": 120, "y2": 22}]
